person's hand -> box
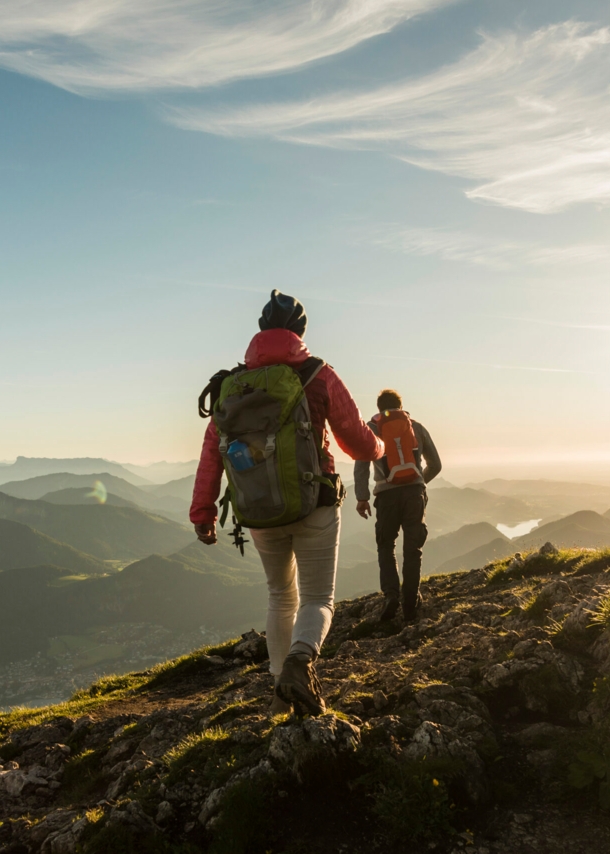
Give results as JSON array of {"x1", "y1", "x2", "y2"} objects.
[
  {"x1": 195, "y1": 523, "x2": 217, "y2": 545},
  {"x1": 356, "y1": 500, "x2": 372, "y2": 519}
]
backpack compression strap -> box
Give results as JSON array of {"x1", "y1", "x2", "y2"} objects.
[{"x1": 198, "y1": 364, "x2": 245, "y2": 418}]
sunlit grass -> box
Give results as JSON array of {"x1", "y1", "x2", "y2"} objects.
[
  {"x1": 0, "y1": 638, "x2": 238, "y2": 736},
  {"x1": 486, "y1": 547, "x2": 610, "y2": 586},
  {"x1": 590, "y1": 594, "x2": 610, "y2": 630},
  {"x1": 163, "y1": 727, "x2": 230, "y2": 769}
]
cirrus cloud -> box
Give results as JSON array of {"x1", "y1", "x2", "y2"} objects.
[
  {"x1": 373, "y1": 225, "x2": 610, "y2": 270},
  {"x1": 169, "y1": 21, "x2": 610, "y2": 213},
  {"x1": 0, "y1": 0, "x2": 456, "y2": 93}
]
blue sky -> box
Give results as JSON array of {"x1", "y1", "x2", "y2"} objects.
[{"x1": 2, "y1": 0, "x2": 610, "y2": 481}]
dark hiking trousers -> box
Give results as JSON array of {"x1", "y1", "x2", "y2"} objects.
[{"x1": 374, "y1": 486, "x2": 428, "y2": 608}]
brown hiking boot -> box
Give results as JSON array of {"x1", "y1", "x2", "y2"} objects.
[
  {"x1": 402, "y1": 590, "x2": 423, "y2": 623},
  {"x1": 379, "y1": 595, "x2": 399, "y2": 622},
  {"x1": 276, "y1": 654, "x2": 326, "y2": 717}
]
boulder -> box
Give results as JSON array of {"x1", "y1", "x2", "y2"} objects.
[
  {"x1": 233, "y1": 630, "x2": 268, "y2": 661},
  {"x1": 405, "y1": 721, "x2": 488, "y2": 804},
  {"x1": 156, "y1": 800, "x2": 174, "y2": 824},
  {"x1": 268, "y1": 715, "x2": 361, "y2": 768},
  {"x1": 28, "y1": 809, "x2": 79, "y2": 847},
  {"x1": 106, "y1": 800, "x2": 158, "y2": 834}
]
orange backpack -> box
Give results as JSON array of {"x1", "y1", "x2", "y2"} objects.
[{"x1": 372, "y1": 410, "x2": 420, "y2": 484}]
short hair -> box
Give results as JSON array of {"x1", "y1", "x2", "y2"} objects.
[{"x1": 377, "y1": 388, "x2": 402, "y2": 411}]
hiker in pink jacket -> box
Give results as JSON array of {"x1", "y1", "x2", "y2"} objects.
[{"x1": 191, "y1": 290, "x2": 384, "y2": 715}]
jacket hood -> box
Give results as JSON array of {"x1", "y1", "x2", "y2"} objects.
[{"x1": 245, "y1": 329, "x2": 311, "y2": 370}]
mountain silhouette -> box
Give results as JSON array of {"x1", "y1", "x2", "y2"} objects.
[
  {"x1": 1, "y1": 472, "x2": 191, "y2": 523},
  {"x1": 422, "y1": 521, "x2": 509, "y2": 574},
  {"x1": 433, "y1": 536, "x2": 516, "y2": 575},
  {"x1": 0, "y1": 457, "x2": 151, "y2": 486},
  {"x1": 0, "y1": 536, "x2": 267, "y2": 665},
  {"x1": 514, "y1": 509, "x2": 610, "y2": 550},
  {"x1": 0, "y1": 519, "x2": 107, "y2": 574},
  {"x1": 0, "y1": 492, "x2": 194, "y2": 560},
  {"x1": 40, "y1": 488, "x2": 138, "y2": 508},
  {"x1": 0, "y1": 472, "x2": 153, "y2": 502},
  {"x1": 465, "y1": 478, "x2": 610, "y2": 517},
  {"x1": 145, "y1": 474, "x2": 196, "y2": 501}
]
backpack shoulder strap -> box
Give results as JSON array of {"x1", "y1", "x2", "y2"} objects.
[
  {"x1": 296, "y1": 356, "x2": 326, "y2": 388},
  {"x1": 198, "y1": 364, "x2": 245, "y2": 418}
]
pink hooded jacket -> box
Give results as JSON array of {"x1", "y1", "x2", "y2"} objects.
[{"x1": 189, "y1": 328, "x2": 384, "y2": 525}]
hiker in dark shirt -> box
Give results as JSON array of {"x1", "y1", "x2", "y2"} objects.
[{"x1": 354, "y1": 388, "x2": 441, "y2": 621}]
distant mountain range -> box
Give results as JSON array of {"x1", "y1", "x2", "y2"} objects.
[
  {"x1": 0, "y1": 519, "x2": 108, "y2": 574},
  {"x1": 517, "y1": 509, "x2": 610, "y2": 550},
  {"x1": 120, "y1": 460, "x2": 198, "y2": 484},
  {"x1": 143, "y1": 475, "x2": 196, "y2": 502},
  {"x1": 1, "y1": 472, "x2": 192, "y2": 524},
  {"x1": 0, "y1": 537, "x2": 267, "y2": 664},
  {"x1": 0, "y1": 492, "x2": 194, "y2": 560},
  {"x1": 434, "y1": 538, "x2": 515, "y2": 576},
  {"x1": 1, "y1": 472, "x2": 154, "y2": 502},
  {"x1": 465, "y1": 478, "x2": 610, "y2": 517},
  {"x1": 40, "y1": 488, "x2": 138, "y2": 508},
  {"x1": 0, "y1": 457, "x2": 151, "y2": 486},
  {"x1": 430, "y1": 509, "x2": 610, "y2": 576},
  {"x1": 425, "y1": 487, "x2": 537, "y2": 534},
  {"x1": 421, "y1": 522, "x2": 509, "y2": 574}
]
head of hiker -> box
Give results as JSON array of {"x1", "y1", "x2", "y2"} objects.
[
  {"x1": 258, "y1": 289, "x2": 307, "y2": 338},
  {"x1": 190, "y1": 288, "x2": 384, "y2": 718},
  {"x1": 377, "y1": 388, "x2": 402, "y2": 412}
]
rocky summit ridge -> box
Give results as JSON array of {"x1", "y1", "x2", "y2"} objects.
[{"x1": 3, "y1": 545, "x2": 610, "y2": 853}]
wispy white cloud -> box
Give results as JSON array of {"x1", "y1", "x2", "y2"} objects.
[
  {"x1": 0, "y1": 0, "x2": 454, "y2": 93},
  {"x1": 372, "y1": 225, "x2": 610, "y2": 270},
  {"x1": 171, "y1": 22, "x2": 610, "y2": 213}
]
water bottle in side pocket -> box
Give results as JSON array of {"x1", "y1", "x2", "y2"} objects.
[{"x1": 226, "y1": 440, "x2": 255, "y2": 471}]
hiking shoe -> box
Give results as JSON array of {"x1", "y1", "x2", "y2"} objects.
[
  {"x1": 402, "y1": 591, "x2": 423, "y2": 623},
  {"x1": 276, "y1": 655, "x2": 326, "y2": 717},
  {"x1": 269, "y1": 693, "x2": 292, "y2": 715},
  {"x1": 379, "y1": 595, "x2": 399, "y2": 622}
]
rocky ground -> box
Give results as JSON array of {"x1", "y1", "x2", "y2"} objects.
[{"x1": 3, "y1": 543, "x2": 610, "y2": 853}]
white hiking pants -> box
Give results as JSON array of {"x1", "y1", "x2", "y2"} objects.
[{"x1": 249, "y1": 505, "x2": 340, "y2": 676}]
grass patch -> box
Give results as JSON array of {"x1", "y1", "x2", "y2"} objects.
[
  {"x1": 0, "y1": 673, "x2": 149, "y2": 737},
  {"x1": 590, "y1": 594, "x2": 610, "y2": 630},
  {"x1": 571, "y1": 548, "x2": 610, "y2": 577},
  {"x1": 522, "y1": 591, "x2": 551, "y2": 622},
  {"x1": 207, "y1": 698, "x2": 259, "y2": 726},
  {"x1": 0, "y1": 639, "x2": 238, "y2": 737},
  {"x1": 202, "y1": 638, "x2": 241, "y2": 659},
  {"x1": 486, "y1": 548, "x2": 605, "y2": 586},
  {"x1": 141, "y1": 640, "x2": 237, "y2": 690},
  {"x1": 162, "y1": 727, "x2": 253, "y2": 787}
]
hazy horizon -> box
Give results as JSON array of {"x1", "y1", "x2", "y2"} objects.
[{"x1": 5, "y1": 454, "x2": 610, "y2": 489}]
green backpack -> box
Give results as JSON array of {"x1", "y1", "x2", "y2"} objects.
[{"x1": 213, "y1": 362, "x2": 331, "y2": 529}]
